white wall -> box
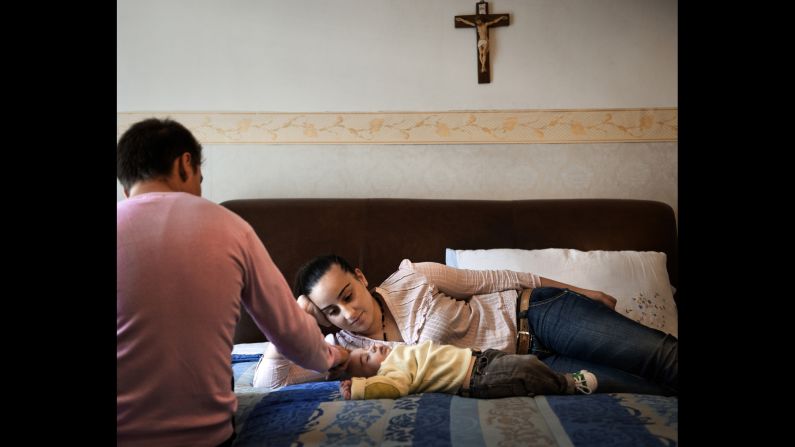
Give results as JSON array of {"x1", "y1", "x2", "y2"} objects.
[
  {"x1": 117, "y1": 0, "x2": 677, "y2": 216},
  {"x1": 117, "y1": 0, "x2": 676, "y2": 111}
]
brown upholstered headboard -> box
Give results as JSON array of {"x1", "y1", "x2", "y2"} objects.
[{"x1": 221, "y1": 198, "x2": 678, "y2": 344}]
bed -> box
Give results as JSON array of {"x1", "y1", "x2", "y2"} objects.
[{"x1": 222, "y1": 198, "x2": 678, "y2": 446}]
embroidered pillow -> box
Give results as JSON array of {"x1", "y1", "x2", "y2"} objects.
[{"x1": 446, "y1": 248, "x2": 677, "y2": 337}]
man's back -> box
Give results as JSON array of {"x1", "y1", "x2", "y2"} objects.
[
  {"x1": 117, "y1": 191, "x2": 251, "y2": 447},
  {"x1": 116, "y1": 118, "x2": 345, "y2": 446}
]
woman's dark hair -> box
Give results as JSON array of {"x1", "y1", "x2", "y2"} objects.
[
  {"x1": 117, "y1": 117, "x2": 203, "y2": 190},
  {"x1": 293, "y1": 254, "x2": 356, "y2": 297}
]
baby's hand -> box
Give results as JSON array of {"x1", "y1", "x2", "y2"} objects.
[{"x1": 339, "y1": 379, "x2": 352, "y2": 400}]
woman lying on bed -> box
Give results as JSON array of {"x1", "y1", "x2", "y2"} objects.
[{"x1": 253, "y1": 254, "x2": 678, "y2": 395}]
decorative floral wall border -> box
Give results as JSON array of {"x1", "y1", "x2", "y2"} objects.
[{"x1": 117, "y1": 108, "x2": 676, "y2": 144}]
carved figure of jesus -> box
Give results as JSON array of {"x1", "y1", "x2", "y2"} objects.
[{"x1": 455, "y1": 15, "x2": 507, "y2": 72}]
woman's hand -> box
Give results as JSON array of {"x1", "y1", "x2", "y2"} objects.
[
  {"x1": 297, "y1": 294, "x2": 332, "y2": 327},
  {"x1": 538, "y1": 277, "x2": 618, "y2": 310},
  {"x1": 580, "y1": 289, "x2": 617, "y2": 310},
  {"x1": 339, "y1": 379, "x2": 352, "y2": 400}
]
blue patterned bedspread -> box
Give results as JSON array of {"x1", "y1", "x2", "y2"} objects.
[{"x1": 231, "y1": 360, "x2": 677, "y2": 446}]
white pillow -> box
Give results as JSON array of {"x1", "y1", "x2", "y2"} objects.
[
  {"x1": 446, "y1": 248, "x2": 678, "y2": 338},
  {"x1": 232, "y1": 342, "x2": 269, "y2": 355}
]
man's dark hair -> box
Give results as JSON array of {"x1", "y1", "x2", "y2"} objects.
[
  {"x1": 294, "y1": 254, "x2": 356, "y2": 297},
  {"x1": 117, "y1": 118, "x2": 203, "y2": 190}
]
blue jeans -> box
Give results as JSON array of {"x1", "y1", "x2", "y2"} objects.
[{"x1": 526, "y1": 287, "x2": 678, "y2": 395}]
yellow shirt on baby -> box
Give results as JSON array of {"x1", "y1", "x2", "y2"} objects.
[{"x1": 350, "y1": 340, "x2": 473, "y2": 399}]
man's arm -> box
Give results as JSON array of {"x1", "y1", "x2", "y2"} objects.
[{"x1": 240, "y1": 229, "x2": 347, "y2": 373}]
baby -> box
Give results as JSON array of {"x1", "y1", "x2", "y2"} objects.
[{"x1": 338, "y1": 340, "x2": 597, "y2": 400}]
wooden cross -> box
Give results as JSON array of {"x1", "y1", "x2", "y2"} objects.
[{"x1": 455, "y1": 1, "x2": 510, "y2": 84}]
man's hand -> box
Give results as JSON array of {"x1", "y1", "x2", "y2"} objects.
[
  {"x1": 297, "y1": 294, "x2": 332, "y2": 327},
  {"x1": 329, "y1": 344, "x2": 350, "y2": 370},
  {"x1": 339, "y1": 379, "x2": 352, "y2": 400}
]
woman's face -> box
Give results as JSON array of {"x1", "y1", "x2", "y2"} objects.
[{"x1": 308, "y1": 263, "x2": 379, "y2": 334}]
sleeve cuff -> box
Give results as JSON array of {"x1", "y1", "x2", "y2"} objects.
[{"x1": 350, "y1": 377, "x2": 366, "y2": 400}]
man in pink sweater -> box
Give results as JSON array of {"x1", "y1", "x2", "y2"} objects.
[{"x1": 117, "y1": 118, "x2": 348, "y2": 447}]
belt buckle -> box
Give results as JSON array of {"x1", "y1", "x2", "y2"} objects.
[
  {"x1": 517, "y1": 330, "x2": 531, "y2": 354},
  {"x1": 460, "y1": 351, "x2": 483, "y2": 398},
  {"x1": 516, "y1": 289, "x2": 533, "y2": 353}
]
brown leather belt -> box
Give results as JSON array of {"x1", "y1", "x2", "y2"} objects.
[
  {"x1": 516, "y1": 288, "x2": 532, "y2": 354},
  {"x1": 458, "y1": 350, "x2": 482, "y2": 398}
]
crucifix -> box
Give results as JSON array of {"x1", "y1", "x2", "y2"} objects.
[{"x1": 455, "y1": 1, "x2": 510, "y2": 84}]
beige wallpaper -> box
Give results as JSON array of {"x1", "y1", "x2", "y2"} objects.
[
  {"x1": 118, "y1": 109, "x2": 676, "y2": 144},
  {"x1": 116, "y1": 140, "x2": 677, "y2": 220}
]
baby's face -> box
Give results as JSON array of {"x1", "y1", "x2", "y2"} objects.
[{"x1": 347, "y1": 344, "x2": 391, "y2": 377}]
